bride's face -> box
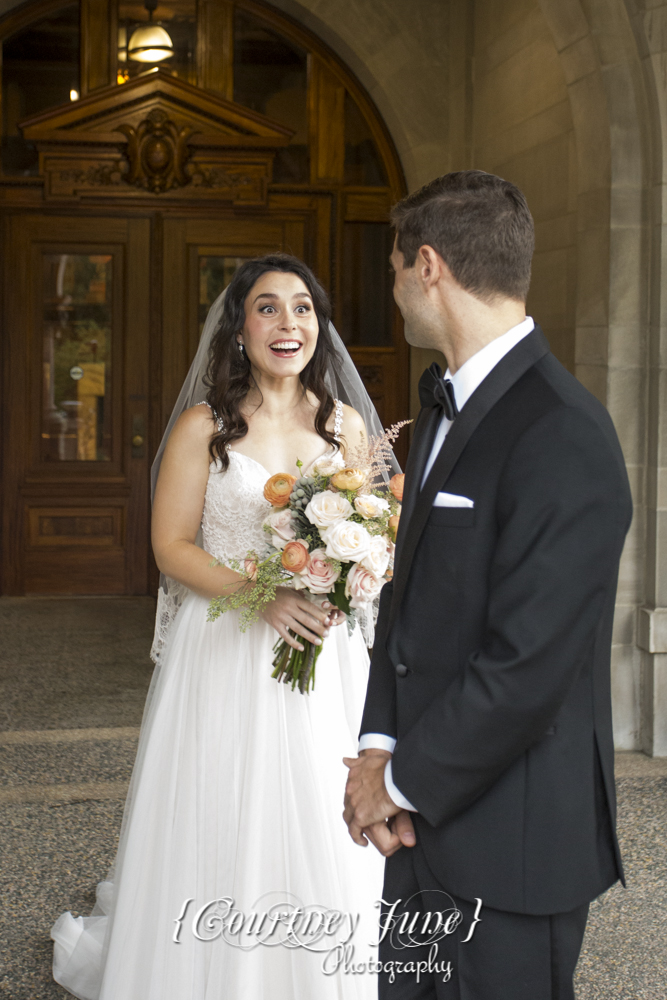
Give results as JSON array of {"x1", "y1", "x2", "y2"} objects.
[{"x1": 239, "y1": 271, "x2": 319, "y2": 379}]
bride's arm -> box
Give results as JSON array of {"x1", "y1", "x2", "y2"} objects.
[{"x1": 151, "y1": 406, "x2": 246, "y2": 599}]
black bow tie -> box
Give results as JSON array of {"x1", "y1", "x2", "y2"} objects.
[{"x1": 418, "y1": 363, "x2": 459, "y2": 421}]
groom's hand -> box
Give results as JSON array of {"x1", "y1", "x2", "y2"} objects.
[{"x1": 343, "y1": 750, "x2": 414, "y2": 853}]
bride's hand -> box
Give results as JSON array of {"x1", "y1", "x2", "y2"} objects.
[{"x1": 261, "y1": 587, "x2": 332, "y2": 650}]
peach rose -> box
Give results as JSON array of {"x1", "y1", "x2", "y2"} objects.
[
  {"x1": 330, "y1": 468, "x2": 366, "y2": 492},
  {"x1": 264, "y1": 473, "x2": 296, "y2": 507},
  {"x1": 244, "y1": 559, "x2": 258, "y2": 581},
  {"x1": 300, "y1": 548, "x2": 341, "y2": 594},
  {"x1": 281, "y1": 539, "x2": 309, "y2": 572},
  {"x1": 345, "y1": 562, "x2": 384, "y2": 609},
  {"x1": 388, "y1": 474, "x2": 405, "y2": 502},
  {"x1": 388, "y1": 514, "x2": 400, "y2": 542}
]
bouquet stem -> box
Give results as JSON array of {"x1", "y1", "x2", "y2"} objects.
[{"x1": 271, "y1": 631, "x2": 325, "y2": 693}]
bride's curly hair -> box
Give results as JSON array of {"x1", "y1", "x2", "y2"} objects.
[{"x1": 203, "y1": 253, "x2": 341, "y2": 470}]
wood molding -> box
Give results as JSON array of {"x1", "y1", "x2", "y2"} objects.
[
  {"x1": 197, "y1": 0, "x2": 234, "y2": 100},
  {"x1": 308, "y1": 56, "x2": 345, "y2": 185},
  {"x1": 81, "y1": 0, "x2": 114, "y2": 95}
]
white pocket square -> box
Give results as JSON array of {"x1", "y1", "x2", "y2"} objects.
[{"x1": 433, "y1": 492, "x2": 475, "y2": 508}]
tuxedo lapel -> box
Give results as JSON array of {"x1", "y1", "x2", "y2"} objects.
[{"x1": 390, "y1": 327, "x2": 551, "y2": 619}]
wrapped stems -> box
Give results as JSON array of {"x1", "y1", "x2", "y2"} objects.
[{"x1": 271, "y1": 631, "x2": 325, "y2": 693}]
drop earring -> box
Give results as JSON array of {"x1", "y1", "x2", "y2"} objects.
[{"x1": 238, "y1": 342, "x2": 245, "y2": 356}]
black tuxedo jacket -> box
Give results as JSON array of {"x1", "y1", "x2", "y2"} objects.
[{"x1": 360, "y1": 326, "x2": 633, "y2": 915}]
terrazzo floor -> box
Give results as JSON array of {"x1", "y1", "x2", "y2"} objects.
[{"x1": 0, "y1": 596, "x2": 665, "y2": 998}]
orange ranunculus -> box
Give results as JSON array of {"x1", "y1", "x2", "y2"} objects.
[
  {"x1": 388, "y1": 473, "x2": 405, "y2": 502},
  {"x1": 388, "y1": 514, "x2": 400, "y2": 542},
  {"x1": 281, "y1": 539, "x2": 309, "y2": 572},
  {"x1": 264, "y1": 473, "x2": 296, "y2": 507},
  {"x1": 330, "y1": 468, "x2": 366, "y2": 492}
]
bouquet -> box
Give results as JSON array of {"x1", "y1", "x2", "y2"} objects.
[{"x1": 207, "y1": 421, "x2": 409, "y2": 693}]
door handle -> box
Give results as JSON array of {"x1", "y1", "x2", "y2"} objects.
[{"x1": 131, "y1": 415, "x2": 145, "y2": 458}]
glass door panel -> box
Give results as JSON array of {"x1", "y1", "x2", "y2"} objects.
[
  {"x1": 41, "y1": 253, "x2": 113, "y2": 462},
  {"x1": 198, "y1": 254, "x2": 249, "y2": 335}
]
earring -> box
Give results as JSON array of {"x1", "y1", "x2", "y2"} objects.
[{"x1": 238, "y1": 342, "x2": 245, "y2": 355}]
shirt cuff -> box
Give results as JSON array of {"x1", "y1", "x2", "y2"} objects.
[
  {"x1": 384, "y1": 759, "x2": 418, "y2": 812},
  {"x1": 358, "y1": 733, "x2": 397, "y2": 754}
]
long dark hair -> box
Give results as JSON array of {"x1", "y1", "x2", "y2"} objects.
[{"x1": 203, "y1": 253, "x2": 340, "y2": 470}]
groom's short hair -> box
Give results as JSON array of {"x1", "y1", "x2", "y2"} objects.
[{"x1": 391, "y1": 170, "x2": 534, "y2": 302}]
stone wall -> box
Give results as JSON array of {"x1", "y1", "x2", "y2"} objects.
[
  {"x1": 272, "y1": 0, "x2": 656, "y2": 752},
  {"x1": 472, "y1": 0, "x2": 577, "y2": 374}
]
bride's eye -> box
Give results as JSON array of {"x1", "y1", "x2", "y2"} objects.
[
  {"x1": 295, "y1": 304, "x2": 311, "y2": 313},
  {"x1": 259, "y1": 305, "x2": 276, "y2": 314}
]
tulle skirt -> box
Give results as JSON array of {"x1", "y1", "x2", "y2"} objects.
[{"x1": 50, "y1": 592, "x2": 385, "y2": 999}]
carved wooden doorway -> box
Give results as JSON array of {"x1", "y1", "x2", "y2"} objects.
[{"x1": 0, "y1": 0, "x2": 408, "y2": 596}]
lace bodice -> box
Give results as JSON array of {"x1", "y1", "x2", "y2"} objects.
[
  {"x1": 200, "y1": 398, "x2": 343, "y2": 564},
  {"x1": 201, "y1": 452, "x2": 274, "y2": 565},
  {"x1": 149, "y1": 399, "x2": 344, "y2": 664}
]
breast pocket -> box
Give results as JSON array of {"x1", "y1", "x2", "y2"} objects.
[{"x1": 428, "y1": 506, "x2": 476, "y2": 528}]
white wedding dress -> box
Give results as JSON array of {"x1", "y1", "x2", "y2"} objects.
[{"x1": 50, "y1": 426, "x2": 385, "y2": 999}]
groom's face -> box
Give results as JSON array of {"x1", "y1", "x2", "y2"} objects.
[{"x1": 390, "y1": 238, "x2": 441, "y2": 350}]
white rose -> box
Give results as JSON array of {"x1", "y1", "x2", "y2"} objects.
[
  {"x1": 345, "y1": 562, "x2": 384, "y2": 608},
  {"x1": 305, "y1": 491, "x2": 353, "y2": 531},
  {"x1": 360, "y1": 534, "x2": 391, "y2": 579},
  {"x1": 324, "y1": 520, "x2": 372, "y2": 563},
  {"x1": 354, "y1": 493, "x2": 391, "y2": 520},
  {"x1": 310, "y1": 449, "x2": 346, "y2": 477},
  {"x1": 263, "y1": 508, "x2": 296, "y2": 550}
]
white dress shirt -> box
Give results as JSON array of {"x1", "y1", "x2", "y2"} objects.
[{"x1": 359, "y1": 316, "x2": 535, "y2": 812}]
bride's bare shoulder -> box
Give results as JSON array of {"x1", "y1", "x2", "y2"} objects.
[
  {"x1": 168, "y1": 404, "x2": 217, "y2": 449},
  {"x1": 338, "y1": 402, "x2": 367, "y2": 450}
]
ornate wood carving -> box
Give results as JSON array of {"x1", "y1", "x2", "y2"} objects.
[
  {"x1": 117, "y1": 109, "x2": 194, "y2": 193},
  {"x1": 20, "y1": 69, "x2": 292, "y2": 204}
]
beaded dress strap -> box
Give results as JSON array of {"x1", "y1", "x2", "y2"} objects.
[
  {"x1": 198, "y1": 400, "x2": 223, "y2": 431},
  {"x1": 333, "y1": 398, "x2": 343, "y2": 443}
]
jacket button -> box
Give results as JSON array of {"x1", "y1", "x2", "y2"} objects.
[{"x1": 395, "y1": 662, "x2": 408, "y2": 677}]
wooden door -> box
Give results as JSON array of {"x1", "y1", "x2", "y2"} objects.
[
  {"x1": 160, "y1": 208, "x2": 319, "y2": 425},
  {"x1": 2, "y1": 215, "x2": 151, "y2": 595}
]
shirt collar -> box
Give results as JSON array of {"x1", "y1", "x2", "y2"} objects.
[{"x1": 446, "y1": 316, "x2": 535, "y2": 411}]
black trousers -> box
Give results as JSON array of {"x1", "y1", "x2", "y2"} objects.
[{"x1": 378, "y1": 839, "x2": 589, "y2": 1000}]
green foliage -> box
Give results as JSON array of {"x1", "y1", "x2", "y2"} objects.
[{"x1": 206, "y1": 551, "x2": 290, "y2": 631}]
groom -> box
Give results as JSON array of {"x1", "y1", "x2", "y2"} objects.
[{"x1": 343, "y1": 170, "x2": 633, "y2": 999}]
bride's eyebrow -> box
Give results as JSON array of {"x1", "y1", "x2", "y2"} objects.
[{"x1": 252, "y1": 292, "x2": 313, "y2": 304}]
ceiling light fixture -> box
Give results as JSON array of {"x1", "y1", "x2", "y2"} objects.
[{"x1": 127, "y1": 0, "x2": 174, "y2": 64}]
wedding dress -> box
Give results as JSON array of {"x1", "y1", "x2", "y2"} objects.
[{"x1": 50, "y1": 407, "x2": 385, "y2": 999}]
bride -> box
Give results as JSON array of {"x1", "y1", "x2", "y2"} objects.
[{"x1": 50, "y1": 253, "x2": 393, "y2": 999}]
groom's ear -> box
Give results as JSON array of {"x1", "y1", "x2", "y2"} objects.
[{"x1": 416, "y1": 244, "x2": 449, "y2": 291}]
